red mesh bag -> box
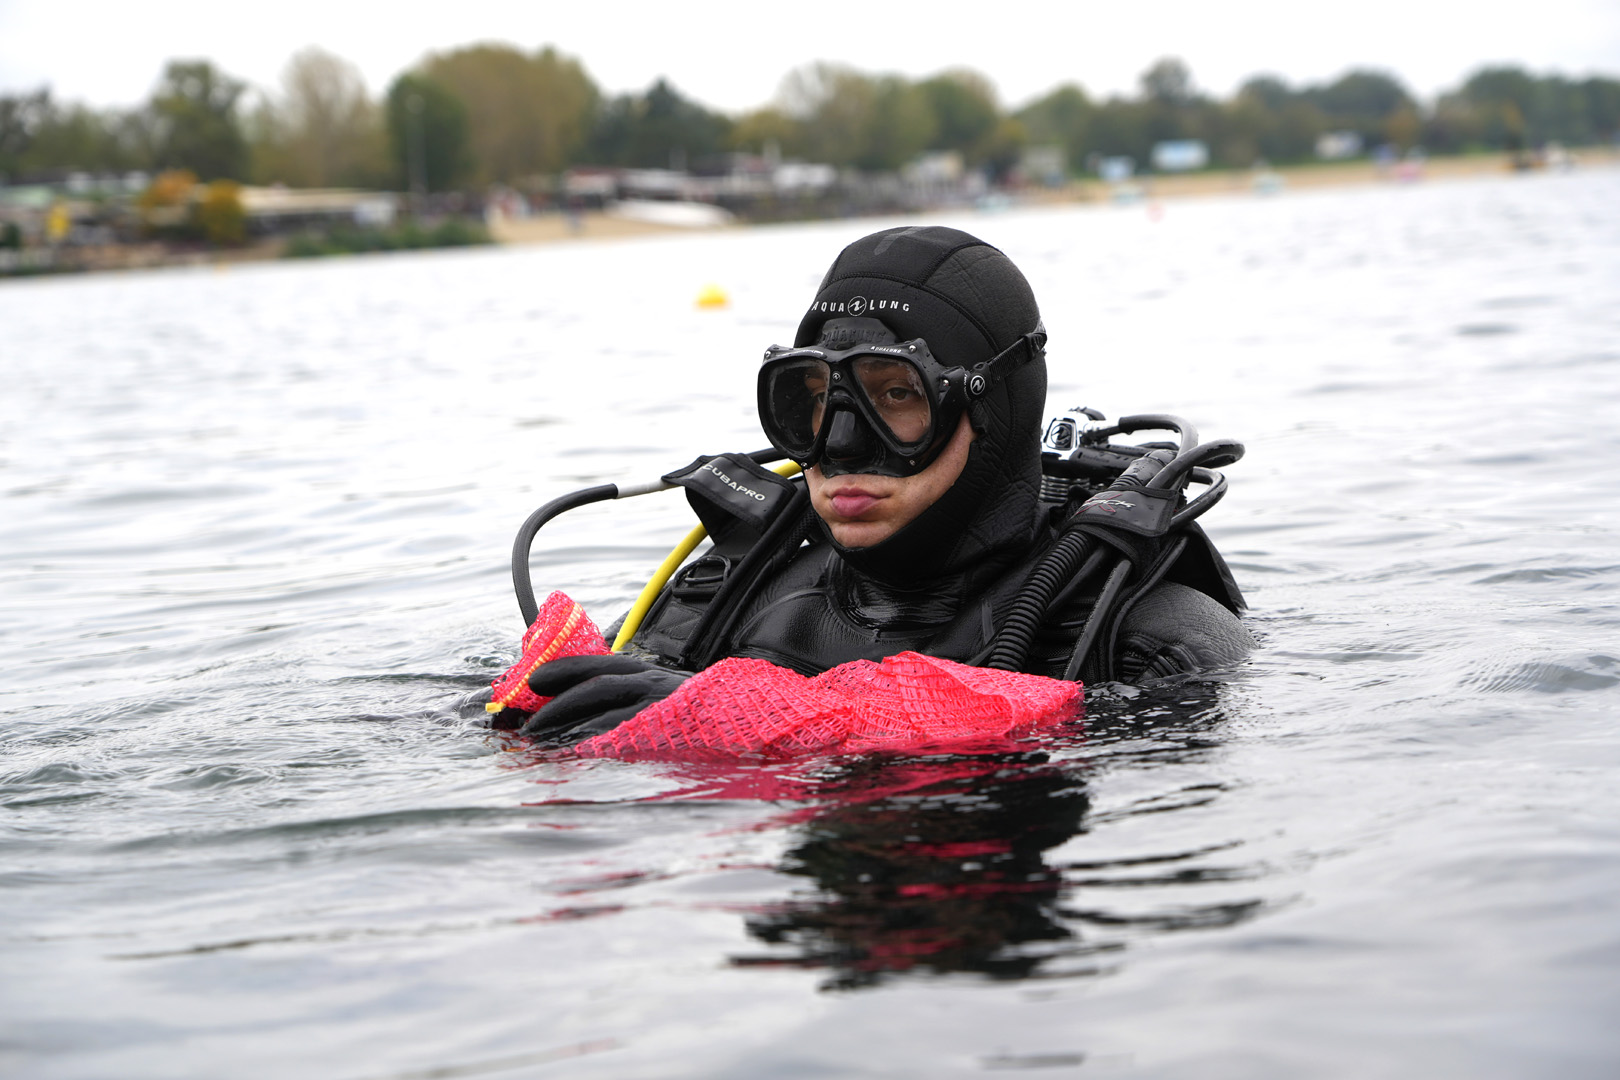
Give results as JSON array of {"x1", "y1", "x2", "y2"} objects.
[
  {"x1": 576, "y1": 650, "x2": 1081, "y2": 761},
  {"x1": 493, "y1": 591, "x2": 1081, "y2": 759},
  {"x1": 488, "y1": 591, "x2": 612, "y2": 716}
]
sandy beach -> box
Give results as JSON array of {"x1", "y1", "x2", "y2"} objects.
[
  {"x1": 485, "y1": 208, "x2": 699, "y2": 245},
  {"x1": 482, "y1": 148, "x2": 1619, "y2": 249},
  {"x1": 1099, "y1": 147, "x2": 1617, "y2": 200}
]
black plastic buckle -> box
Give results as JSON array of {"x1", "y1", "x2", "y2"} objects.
[{"x1": 671, "y1": 553, "x2": 738, "y2": 600}]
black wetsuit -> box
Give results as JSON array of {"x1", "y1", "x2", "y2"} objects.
[{"x1": 626, "y1": 472, "x2": 1252, "y2": 684}]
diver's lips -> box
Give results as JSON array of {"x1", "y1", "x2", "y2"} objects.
[{"x1": 828, "y1": 490, "x2": 884, "y2": 518}]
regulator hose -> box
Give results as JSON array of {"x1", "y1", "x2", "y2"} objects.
[
  {"x1": 512, "y1": 485, "x2": 620, "y2": 627},
  {"x1": 979, "y1": 431, "x2": 1244, "y2": 677},
  {"x1": 1171, "y1": 468, "x2": 1228, "y2": 529},
  {"x1": 1048, "y1": 545, "x2": 1113, "y2": 614},
  {"x1": 1146, "y1": 438, "x2": 1244, "y2": 492},
  {"x1": 1093, "y1": 533, "x2": 1188, "y2": 682},
  {"x1": 1091, "y1": 414, "x2": 1199, "y2": 453},
  {"x1": 980, "y1": 445, "x2": 1178, "y2": 673},
  {"x1": 510, "y1": 449, "x2": 791, "y2": 628},
  {"x1": 1062, "y1": 557, "x2": 1135, "y2": 682},
  {"x1": 982, "y1": 529, "x2": 1100, "y2": 671}
]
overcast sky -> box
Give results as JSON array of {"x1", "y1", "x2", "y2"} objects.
[{"x1": 3, "y1": 0, "x2": 1618, "y2": 113}]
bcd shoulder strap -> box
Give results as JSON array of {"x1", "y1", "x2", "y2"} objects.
[
  {"x1": 662, "y1": 453, "x2": 797, "y2": 549},
  {"x1": 631, "y1": 455, "x2": 805, "y2": 666}
]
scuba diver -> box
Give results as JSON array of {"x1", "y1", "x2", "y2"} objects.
[{"x1": 508, "y1": 225, "x2": 1251, "y2": 744}]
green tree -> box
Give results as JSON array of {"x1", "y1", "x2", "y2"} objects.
[
  {"x1": 1306, "y1": 69, "x2": 1414, "y2": 146},
  {"x1": 1449, "y1": 67, "x2": 1534, "y2": 149},
  {"x1": 150, "y1": 60, "x2": 250, "y2": 179},
  {"x1": 255, "y1": 47, "x2": 385, "y2": 187},
  {"x1": 780, "y1": 63, "x2": 869, "y2": 166},
  {"x1": 385, "y1": 74, "x2": 471, "y2": 193},
  {"x1": 1016, "y1": 83, "x2": 1093, "y2": 173},
  {"x1": 1226, "y1": 76, "x2": 1326, "y2": 163},
  {"x1": 1385, "y1": 104, "x2": 1423, "y2": 150},
  {"x1": 1140, "y1": 57, "x2": 1196, "y2": 106},
  {"x1": 1085, "y1": 97, "x2": 1148, "y2": 162},
  {"x1": 779, "y1": 63, "x2": 934, "y2": 170},
  {"x1": 0, "y1": 90, "x2": 155, "y2": 178},
  {"x1": 1585, "y1": 76, "x2": 1620, "y2": 140},
  {"x1": 728, "y1": 106, "x2": 801, "y2": 157},
  {"x1": 859, "y1": 76, "x2": 936, "y2": 170},
  {"x1": 421, "y1": 43, "x2": 597, "y2": 183},
  {"x1": 917, "y1": 69, "x2": 999, "y2": 160},
  {"x1": 587, "y1": 78, "x2": 731, "y2": 168},
  {"x1": 26, "y1": 104, "x2": 112, "y2": 171},
  {"x1": 1423, "y1": 93, "x2": 1484, "y2": 153},
  {"x1": 978, "y1": 115, "x2": 1028, "y2": 180},
  {"x1": 0, "y1": 88, "x2": 52, "y2": 177},
  {"x1": 1459, "y1": 66, "x2": 1537, "y2": 115},
  {"x1": 103, "y1": 107, "x2": 163, "y2": 173},
  {"x1": 1429, "y1": 67, "x2": 1620, "y2": 150},
  {"x1": 1216, "y1": 92, "x2": 1268, "y2": 166},
  {"x1": 1459, "y1": 66, "x2": 1593, "y2": 146},
  {"x1": 1235, "y1": 75, "x2": 1294, "y2": 112},
  {"x1": 1130, "y1": 58, "x2": 1224, "y2": 165}
]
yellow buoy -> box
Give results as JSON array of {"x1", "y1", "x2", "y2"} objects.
[{"x1": 695, "y1": 283, "x2": 730, "y2": 309}]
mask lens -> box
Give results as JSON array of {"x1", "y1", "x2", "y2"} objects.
[
  {"x1": 853, "y1": 356, "x2": 932, "y2": 448},
  {"x1": 762, "y1": 357, "x2": 830, "y2": 454}
]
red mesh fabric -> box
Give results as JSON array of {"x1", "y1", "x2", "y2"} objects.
[
  {"x1": 494, "y1": 591, "x2": 1081, "y2": 758},
  {"x1": 577, "y1": 651, "x2": 1081, "y2": 762},
  {"x1": 489, "y1": 591, "x2": 612, "y2": 714}
]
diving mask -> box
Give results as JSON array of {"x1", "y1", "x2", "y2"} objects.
[{"x1": 756, "y1": 321, "x2": 1045, "y2": 477}]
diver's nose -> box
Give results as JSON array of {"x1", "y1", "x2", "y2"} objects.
[{"x1": 823, "y1": 408, "x2": 877, "y2": 465}]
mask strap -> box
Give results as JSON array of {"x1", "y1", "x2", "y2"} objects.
[{"x1": 968, "y1": 324, "x2": 1047, "y2": 395}]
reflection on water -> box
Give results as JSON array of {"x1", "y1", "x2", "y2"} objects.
[
  {"x1": 735, "y1": 753, "x2": 1094, "y2": 988},
  {"x1": 690, "y1": 679, "x2": 1256, "y2": 990}
]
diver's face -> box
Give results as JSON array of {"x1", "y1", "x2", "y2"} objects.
[{"x1": 806, "y1": 413, "x2": 975, "y2": 549}]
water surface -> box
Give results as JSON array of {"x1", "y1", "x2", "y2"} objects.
[{"x1": 3, "y1": 169, "x2": 1619, "y2": 1078}]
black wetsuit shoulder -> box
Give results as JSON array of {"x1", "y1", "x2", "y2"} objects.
[{"x1": 1029, "y1": 579, "x2": 1251, "y2": 682}]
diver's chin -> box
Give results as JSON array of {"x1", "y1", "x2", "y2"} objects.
[{"x1": 825, "y1": 518, "x2": 901, "y2": 549}]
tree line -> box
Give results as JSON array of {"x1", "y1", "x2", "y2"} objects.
[{"x1": 3, "y1": 46, "x2": 1618, "y2": 191}]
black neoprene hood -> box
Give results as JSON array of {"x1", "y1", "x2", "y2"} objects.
[
  {"x1": 795, "y1": 226, "x2": 1042, "y2": 367},
  {"x1": 793, "y1": 225, "x2": 1049, "y2": 584}
]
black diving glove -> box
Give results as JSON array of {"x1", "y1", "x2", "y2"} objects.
[{"x1": 519, "y1": 654, "x2": 690, "y2": 742}]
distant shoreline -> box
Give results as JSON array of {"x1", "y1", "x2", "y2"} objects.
[
  {"x1": 8, "y1": 149, "x2": 1616, "y2": 278},
  {"x1": 1089, "y1": 148, "x2": 1619, "y2": 202},
  {"x1": 487, "y1": 149, "x2": 1620, "y2": 248}
]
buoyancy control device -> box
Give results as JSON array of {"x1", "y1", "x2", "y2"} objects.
[{"x1": 505, "y1": 408, "x2": 1244, "y2": 685}]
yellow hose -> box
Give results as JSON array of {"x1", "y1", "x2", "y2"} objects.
[
  {"x1": 611, "y1": 523, "x2": 707, "y2": 651},
  {"x1": 611, "y1": 460, "x2": 802, "y2": 652}
]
